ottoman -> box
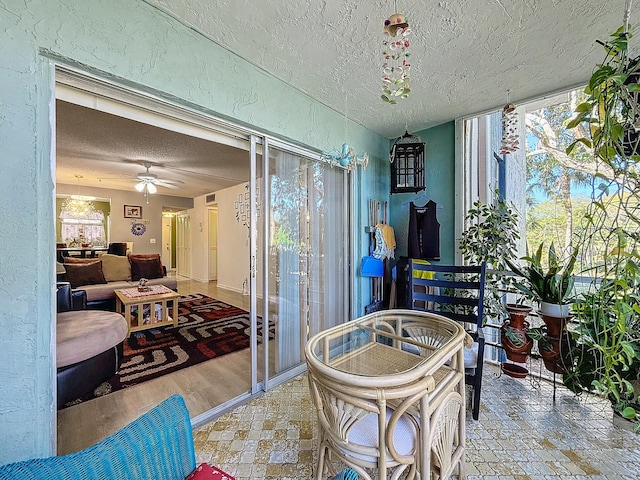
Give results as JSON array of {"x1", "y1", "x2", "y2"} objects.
[{"x1": 57, "y1": 310, "x2": 128, "y2": 406}]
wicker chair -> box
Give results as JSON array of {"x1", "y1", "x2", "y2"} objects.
[
  {"x1": 306, "y1": 310, "x2": 467, "y2": 480},
  {"x1": 308, "y1": 368, "x2": 421, "y2": 480}
]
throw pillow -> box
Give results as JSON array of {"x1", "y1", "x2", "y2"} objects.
[
  {"x1": 64, "y1": 261, "x2": 108, "y2": 288},
  {"x1": 128, "y1": 254, "x2": 164, "y2": 281},
  {"x1": 64, "y1": 257, "x2": 100, "y2": 264},
  {"x1": 185, "y1": 463, "x2": 235, "y2": 480},
  {"x1": 100, "y1": 253, "x2": 132, "y2": 282}
]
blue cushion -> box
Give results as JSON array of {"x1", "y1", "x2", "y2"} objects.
[
  {"x1": 0, "y1": 395, "x2": 195, "y2": 480},
  {"x1": 331, "y1": 468, "x2": 359, "y2": 480}
]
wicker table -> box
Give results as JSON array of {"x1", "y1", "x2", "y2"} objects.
[
  {"x1": 114, "y1": 285, "x2": 179, "y2": 336},
  {"x1": 305, "y1": 309, "x2": 467, "y2": 480}
]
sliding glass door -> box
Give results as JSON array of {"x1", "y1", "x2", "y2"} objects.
[{"x1": 254, "y1": 139, "x2": 350, "y2": 387}]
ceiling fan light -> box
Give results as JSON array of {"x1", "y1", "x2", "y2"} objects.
[
  {"x1": 135, "y1": 182, "x2": 145, "y2": 192},
  {"x1": 147, "y1": 183, "x2": 157, "y2": 194}
]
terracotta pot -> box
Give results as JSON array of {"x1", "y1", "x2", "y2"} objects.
[
  {"x1": 538, "y1": 313, "x2": 571, "y2": 373},
  {"x1": 539, "y1": 337, "x2": 564, "y2": 373},
  {"x1": 501, "y1": 304, "x2": 533, "y2": 363},
  {"x1": 501, "y1": 362, "x2": 529, "y2": 378},
  {"x1": 538, "y1": 312, "x2": 569, "y2": 338}
]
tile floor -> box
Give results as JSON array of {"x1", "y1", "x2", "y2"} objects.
[{"x1": 193, "y1": 364, "x2": 640, "y2": 480}]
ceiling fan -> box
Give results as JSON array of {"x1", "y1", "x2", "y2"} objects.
[
  {"x1": 133, "y1": 163, "x2": 184, "y2": 192},
  {"x1": 100, "y1": 163, "x2": 185, "y2": 203}
]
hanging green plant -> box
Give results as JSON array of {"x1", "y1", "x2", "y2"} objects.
[{"x1": 564, "y1": 18, "x2": 640, "y2": 432}]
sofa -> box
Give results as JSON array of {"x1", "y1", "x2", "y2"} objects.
[
  {"x1": 56, "y1": 282, "x2": 128, "y2": 406},
  {"x1": 59, "y1": 253, "x2": 177, "y2": 310}
]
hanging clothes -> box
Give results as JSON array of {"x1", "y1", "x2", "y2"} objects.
[
  {"x1": 408, "y1": 200, "x2": 440, "y2": 260},
  {"x1": 379, "y1": 224, "x2": 396, "y2": 259},
  {"x1": 372, "y1": 223, "x2": 397, "y2": 260}
]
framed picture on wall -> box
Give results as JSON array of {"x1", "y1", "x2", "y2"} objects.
[{"x1": 124, "y1": 205, "x2": 142, "y2": 218}]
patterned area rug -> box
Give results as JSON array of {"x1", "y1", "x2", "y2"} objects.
[{"x1": 65, "y1": 293, "x2": 272, "y2": 407}]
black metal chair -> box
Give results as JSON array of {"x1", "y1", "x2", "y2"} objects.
[
  {"x1": 56, "y1": 242, "x2": 68, "y2": 263},
  {"x1": 397, "y1": 259, "x2": 487, "y2": 420},
  {"x1": 107, "y1": 242, "x2": 128, "y2": 256}
]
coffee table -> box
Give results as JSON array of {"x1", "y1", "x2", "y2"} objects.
[{"x1": 114, "y1": 285, "x2": 180, "y2": 336}]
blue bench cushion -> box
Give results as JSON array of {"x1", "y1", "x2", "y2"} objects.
[{"x1": 0, "y1": 395, "x2": 195, "y2": 480}]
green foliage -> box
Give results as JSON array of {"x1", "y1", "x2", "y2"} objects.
[
  {"x1": 563, "y1": 25, "x2": 640, "y2": 430},
  {"x1": 566, "y1": 26, "x2": 640, "y2": 183},
  {"x1": 566, "y1": 254, "x2": 640, "y2": 425},
  {"x1": 526, "y1": 197, "x2": 592, "y2": 256},
  {"x1": 525, "y1": 325, "x2": 553, "y2": 351},
  {"x1": 507, "y1": 242, "x2": 577, "y2": 304},
  {"x1": 458, "y1": 191, "x2": 521, "y2": 321}
]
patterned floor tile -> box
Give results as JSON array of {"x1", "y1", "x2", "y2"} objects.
[{"x1": 193, "y1": 364, "x2": 640, "y2": 479}]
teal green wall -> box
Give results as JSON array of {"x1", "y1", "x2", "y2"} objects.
[
  {"x1": 388, "y1": 122, "x2": 456, "y2": 266},
  {"x1": 0, "y1": 0, "x2": 389, "y2": 462}
]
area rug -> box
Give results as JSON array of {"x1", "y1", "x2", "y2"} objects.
[{"x1": 65, "y1": 293, "x2": 273, "y2": 407}]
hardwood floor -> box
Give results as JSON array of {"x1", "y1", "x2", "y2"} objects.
[{"x1": 56, "y1": 274, "x2": 254, "y2": 455}]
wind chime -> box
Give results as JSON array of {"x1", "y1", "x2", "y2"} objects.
[
  {"x1": 382, "y1": 10, "x2": 411, "y2": 104},
  {"x1": 500, "y1": 92, "x2": 520, "y2": 154}
]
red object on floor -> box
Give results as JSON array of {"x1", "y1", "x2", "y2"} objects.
[{"x1": 185, "y1": 463, "x2": 235, "y2": 480}]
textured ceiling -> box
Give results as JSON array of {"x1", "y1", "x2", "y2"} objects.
[
  {"x1": 56, "y1": 101, "x2": 251, "y2": 199},
  {"x1": 57, "y1": 0, "x2": 634, "y2": 198},
  {"x1": 145, "y1": 0, "x2": 630, "y2": 138}
]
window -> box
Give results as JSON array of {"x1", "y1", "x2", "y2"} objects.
[{"x1": 59, "y1": 209, "x2": 106, "y2": 245}]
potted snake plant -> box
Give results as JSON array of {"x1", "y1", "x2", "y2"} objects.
[{"x1": 506, "y1": 242, "x2": 577, "y2": 318}]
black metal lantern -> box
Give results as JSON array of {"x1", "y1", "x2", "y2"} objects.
[{"x1": 390, "y1": 130, "x2": 425, "y2": 194}]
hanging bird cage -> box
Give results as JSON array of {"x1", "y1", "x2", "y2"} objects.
[{"x1": 390, "y1": 130, "x2": 425, "y2": 194}]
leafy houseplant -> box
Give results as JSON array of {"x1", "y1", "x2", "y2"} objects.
[
  {"x1": 563, "y1": 255, "x2": 640, "y2": 430},
  {"x1": 563, "y1": 23, "x2": 640, "y2": 431},
  {"x1": 507, "y1": 242, "x2": 577, "y2": 317},
  {"x1": 458, "y1": 191, "x2": 521, "y2": 323},
  {"x1": 526, "y1": 323, "x2": 573, "y2": 374}
]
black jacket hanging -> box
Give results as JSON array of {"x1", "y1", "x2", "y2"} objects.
[{"x1": 408, "y1": 200, "x2": 440, "y2": 260}]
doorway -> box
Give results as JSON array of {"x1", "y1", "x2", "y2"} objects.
[
  {"x1": 208, "y1": 207, "x2": 218, "y2": 281},
  {"x1": 54, "y1": 67, "x2": 352, "y2": 453},
  {"x1": 161, "y1": 213, "x2": 175, "y2": 270},
  {"x1": 176, "y1": 212, "x2": 191, "y2": 278}
]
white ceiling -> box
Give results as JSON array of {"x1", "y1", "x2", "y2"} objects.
[{"x1": 57, "y1": 0, "x2": 634, "y2": 198}]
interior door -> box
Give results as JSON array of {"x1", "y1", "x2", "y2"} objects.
[
  {"x1": 176, "y1": 213, "x2": 191, "y2": 277},
  {"x1": 208, "y1": 207, "x2": 218, "y2": 280},
  {"x1": 161, "y1": 214, "x2": 173, "y2": 270}
]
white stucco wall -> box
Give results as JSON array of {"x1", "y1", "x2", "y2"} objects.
[{"x1": 0, "y1": 0, "x2": 388, "y2": 463}]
